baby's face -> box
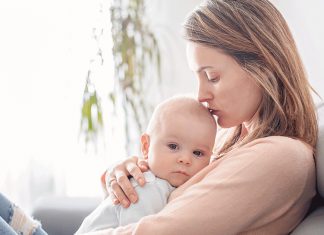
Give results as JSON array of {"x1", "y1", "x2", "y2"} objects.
[{"x1": 145, "y1": 111, "x2": 216, "y2": 187}]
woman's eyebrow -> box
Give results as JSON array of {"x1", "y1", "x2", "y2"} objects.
[{"x1": 196, "y1": 66, "x2": 214, "y2": 73}]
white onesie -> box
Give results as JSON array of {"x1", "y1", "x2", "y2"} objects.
[{"x1": 75, "y1": 171, "x2": 175, "y2": 233}]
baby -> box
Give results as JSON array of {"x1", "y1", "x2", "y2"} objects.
[{"x1": 76, "y1": 95, "x2": 217, "y2": 233}]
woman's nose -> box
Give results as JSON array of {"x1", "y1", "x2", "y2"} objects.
[{"x1": 197, "y1": 80, "x2": 213, "y2": 103}]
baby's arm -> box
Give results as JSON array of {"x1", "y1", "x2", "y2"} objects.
[
  {"x1": 75, "y1": 198, "x2": 119, "y2": 233},
  {"x1": 77, "y1": 172, "x2": 173, "y2": 233},
  {"x1": 118, "y1": 174, "x2": 174, "y2": 226}
]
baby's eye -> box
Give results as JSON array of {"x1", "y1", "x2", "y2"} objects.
[
  {"x1": 193, "y1": 150, "x2": 204, "y2": 157},
  {"x1": 168, "y1": 143, "x2": 179, "y2": 150}
]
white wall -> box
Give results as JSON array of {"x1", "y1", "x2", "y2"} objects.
[
  {"x1": 0, "y1": 0, "x2": 112, "y2": 210},
  {"x1": 145, "y1": 0, "x2": 201, "y2": 102},
  {"x1": 271, "y1": 0, "x2": 324, "y2": 102}
]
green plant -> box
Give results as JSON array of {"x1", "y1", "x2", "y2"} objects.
[
  {"x1": 80, "y1": 0, "x2": 161, "y2": 152},
  {"x1": 80, "y1": 72, "x2": 104, "y2": 146}
]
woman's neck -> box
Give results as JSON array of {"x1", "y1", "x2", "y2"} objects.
[{"x1": 241, "y1": 109, "x2": 260, "y2": 138}]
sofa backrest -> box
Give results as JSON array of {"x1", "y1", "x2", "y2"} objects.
[{"x1": 316, "y1": 102, "x2": 324, "y2": 197}]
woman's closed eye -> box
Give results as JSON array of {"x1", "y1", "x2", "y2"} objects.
[
  {"x1": 205, "y1": 72, "x2": 220, "y2": 83},
  {"x1": 193, "y1": 150, "x2": 204, "y2": 158},
  {"x1": 168, "y1": 143, "x2": 179, "y2": 151},
  {"x1": 207, "y1": 76, "x2": 220, "y2": 83}
]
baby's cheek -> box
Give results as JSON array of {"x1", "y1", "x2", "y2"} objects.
[
  {"x1": 193, "y1": 160, "x2": 210, "y2": 172},
  {"x1": 149, "y1": 161, "x2": 165, "y2": 178}
]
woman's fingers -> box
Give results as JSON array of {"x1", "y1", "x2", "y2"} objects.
[
  {"x1": 105, "y1": 156, "x2": 148, "y2": 206},
  {"x1": 108, "y1": 184, "x2": 119, "y2": 205},
  {"x1": 110, "y1": 177, "x2": 130, "y2": 208},
  {"x1": 126, "y1": 161, "x2": 146, "y2": 187},
  {"x1": 138, "y1": 158, "x2": 149, "y2": 172},
  {"x1": 115, "y1": 169, "x2": 138, "y2": 204},
  {"x1": 101, "y1": 171, "x2": 109, "y2": 198}
]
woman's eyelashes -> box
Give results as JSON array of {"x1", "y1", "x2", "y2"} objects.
[
  {"x1": 205, "y1": 72, "x2": 220, "y2": 83},
  {"x1": 208, "y1": 76, "x2": 220, "y2": 83}
]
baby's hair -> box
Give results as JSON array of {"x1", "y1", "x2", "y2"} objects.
[{"x1": 146, "y1": 95, "x2": 216, "y2": 135}]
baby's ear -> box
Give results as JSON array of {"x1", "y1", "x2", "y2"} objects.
[{"x1": 140, "y1": 133, "x2": 150, "y2": 159}]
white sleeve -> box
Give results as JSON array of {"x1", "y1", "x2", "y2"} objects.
[
  {"x1": 75, "y1": 198, "x2": 119, "y2": 234},
  {"x1": 76, "y1": 173, "x2": 174, "y2": 233},
  {"x1": 118, "y1": 178, "x2": 173, "y2": 226}
]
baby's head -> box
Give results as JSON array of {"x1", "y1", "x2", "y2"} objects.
[{"x1": 141, "y1": 95, "x2": 217, "y2": 187}]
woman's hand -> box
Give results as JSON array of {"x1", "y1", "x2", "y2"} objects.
[{"x1": 103, "y1": 156, "x2": 149, "y2": 208}]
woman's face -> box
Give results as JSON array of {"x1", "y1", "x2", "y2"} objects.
[{"x1": 186, "y1": 42, "x2": 262, "y2": 129}]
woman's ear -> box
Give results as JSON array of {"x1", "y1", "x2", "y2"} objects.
[{"x1": 141, "y1": 133, "x2": 150, "y2": 159}]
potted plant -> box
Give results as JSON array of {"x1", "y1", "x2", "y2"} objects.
[{"x1": 80, "y1": 0, "x2": 161, "y2": 153}]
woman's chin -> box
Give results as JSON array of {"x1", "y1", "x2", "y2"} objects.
[{"x1": 217, "y1": 118, "x2": 239, "y2": 128}]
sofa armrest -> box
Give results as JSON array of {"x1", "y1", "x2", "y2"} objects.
[
  {"x1": 291, "y1": 207, "x2": 324, "y2": 235},
  {"x1": 31, "y1": 196, "x2": 101, "y2": 235}
]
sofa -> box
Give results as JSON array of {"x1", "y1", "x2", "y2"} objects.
[
  {"x1": 32, "y1": 196, "x2": 101, "y2": 235},
  {"x1": 32, "y1": 102, "x2": 324, "y2": 235},
  {"x1": 291, "y1": 101, "x2": 324, "y2": 234}
]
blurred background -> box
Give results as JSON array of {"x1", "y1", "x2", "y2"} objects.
[{"x1": 0, "y1": 0, "x2": 323, "y2": 213}]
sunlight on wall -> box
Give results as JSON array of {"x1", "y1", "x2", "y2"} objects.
[{"x1": 0, "y1": 0, "x2": 127, "y2": 210}]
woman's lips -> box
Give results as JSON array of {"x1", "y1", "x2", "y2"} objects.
[{"x1": 209, "y1": 109, "x2": 220, "y2": 116}]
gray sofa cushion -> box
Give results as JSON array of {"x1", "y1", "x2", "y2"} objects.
[
  {"x1": 32, "y1": 196, "x2": 101, "y2": 235},
  {"x1": 292, "y1": 102, "x2": 324, "y2": 235},
  {"x1": 292, "y1": 207, "x2": 324, "y2": 235},
  {"x1": 316, "y1": 102, "x2": 324, "y2": 196}
]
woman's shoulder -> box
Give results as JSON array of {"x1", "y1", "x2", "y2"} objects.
[
  {"x1": 244, "y1": 136, "x2": 313, "y2": 160},
  {"x1": 224, "y1": 136, "x2": 315, "y2": 174},
  {"x1": 210, "y1": 136, "x2": 315, "y2": 193}
]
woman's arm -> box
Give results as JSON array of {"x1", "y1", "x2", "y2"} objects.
[{"x1": 88, "y1": 137, "x2": 315, "y2": 235}]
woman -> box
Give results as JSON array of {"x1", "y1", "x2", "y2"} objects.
[{"x1": 95, "y1": 0, "x2": 318, "y2": 234}]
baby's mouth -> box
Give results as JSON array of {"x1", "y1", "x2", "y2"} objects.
[{"x1": 174, "y1": 170, "x2": 189, "y2": 176}]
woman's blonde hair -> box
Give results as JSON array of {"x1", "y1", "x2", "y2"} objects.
[{"x1": 183, "y1": 0, "x2": 318, "y2": 155}]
